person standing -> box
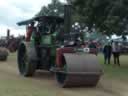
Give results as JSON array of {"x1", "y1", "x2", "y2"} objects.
[
  {"x1": 88, "y1": 40, "x2": 97, "y2": 49},
  {"x1": 112, "y1": 41, "x2": 120, "y2": 66},
  {"x1": 26, "y1": 22, "x2": 35, "y2": 42},
  {"x1": 88, "y1": 40, "x2": 98, "y2": 55},
  {"x1": 103, "y1": 42, "x2": 112, "y2": 64}
]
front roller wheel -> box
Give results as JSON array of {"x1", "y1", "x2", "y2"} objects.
[
  {"x1": 55, "y1": 53, "x2": 102, "y2": 88},
  {"x1": 17, "y1": 43, "x2": 36, "y2": 77}
]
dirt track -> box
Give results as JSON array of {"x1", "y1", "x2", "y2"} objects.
[{"x1": 0, "y1": 53, "x2": 128, "y2": 96}]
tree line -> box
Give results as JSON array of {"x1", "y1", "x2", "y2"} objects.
[{"x1": 35, "y1": 0, "x2": 128, "y2": 39}]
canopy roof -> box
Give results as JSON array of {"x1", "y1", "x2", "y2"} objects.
[{"x1": 17, "y1": 16, "x2": 64, "y2": 26}]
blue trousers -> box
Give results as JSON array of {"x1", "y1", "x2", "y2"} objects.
[{"x1": 104, "y1": 53, "x2": 111, "y2": 64}]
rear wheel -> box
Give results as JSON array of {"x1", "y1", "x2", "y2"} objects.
[{"x1": 17, "y1": 43, "x2": 36, "y2": 77}]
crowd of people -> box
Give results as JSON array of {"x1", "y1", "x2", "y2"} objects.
[{"x1": 103, "y1": 40, "x2": 121, "y2": 66}]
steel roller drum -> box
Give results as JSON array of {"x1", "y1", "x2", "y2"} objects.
[
  {"x1": 0, "y1": 47, "x2": 8, "y2": 61},
  {"x1": 56, "y1": 53, "x2": 102, "y2": 87}
]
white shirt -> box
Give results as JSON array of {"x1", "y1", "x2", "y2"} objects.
[{"x1": 112, "y1": 42, "x2": 120, "y2": 52}]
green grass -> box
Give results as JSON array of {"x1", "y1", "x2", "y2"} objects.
[{"x1": 98, "y1": 54, "x2": 128, "y2": 80}]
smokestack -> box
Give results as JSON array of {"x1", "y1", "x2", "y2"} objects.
[
  {"x1": 64, "y1": 5, "x2": 72, "y2": 35},
  {"x1": 7, "y1": 29, "x2": 10, "y2": 40}
]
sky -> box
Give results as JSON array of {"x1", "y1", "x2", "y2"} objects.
[{"x1": 0, "y1": 0, "x2": 66, "y2": 37}]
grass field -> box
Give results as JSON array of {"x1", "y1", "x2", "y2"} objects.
[
  {"x1": 99, "y1": 54, "x2": 128, "y2": 80},
  {"x1": 0, "y1": 53, "x2": 128, "y2": 96}
]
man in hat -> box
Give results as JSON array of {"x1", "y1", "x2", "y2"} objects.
[{"x1": 26, "y1": 22, "x2": 35, "y2": 42}]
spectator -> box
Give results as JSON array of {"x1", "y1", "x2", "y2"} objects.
[
  {"x1": 88, "y1": 40, "x2": 97, "y2": 49},
  {"x1": 26, "y1": 22, "x2": 35, "y2": 42},
  {"x1": 88, "y1": 40, "x2": 97, "y2": 55},
  {"x1": 103, "y1": 42, "x2": 112, "y2": 64},
  {"x1": 112, "y1": 41, "x2": 120, "y2": 66}
]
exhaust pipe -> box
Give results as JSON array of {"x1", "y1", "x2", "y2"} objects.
[{"x1": 64, "y1": 5, "x2": 72, "y2": 40}]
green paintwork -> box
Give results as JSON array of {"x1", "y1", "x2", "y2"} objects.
[
  {"x1": 41, "y1": 35, "x2": 52, "y2": 45},
  {"x1": 30, "y1": 31, "x2": 57, "y2": 65}
]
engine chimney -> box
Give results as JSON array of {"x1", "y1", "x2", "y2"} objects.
[
  {"x1": 7, "y1": 29, "x2": 10, "y2": 40},
  {"x1": 64, "y1": 5, "x2": 72, "y2": 36}
]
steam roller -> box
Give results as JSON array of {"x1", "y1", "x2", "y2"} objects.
[{"x1": 16, "y1": 4, "x2": 103, "y2": 88}]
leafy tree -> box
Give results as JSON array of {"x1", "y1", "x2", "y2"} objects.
[
  {"x1": 68, "y1": 0, "x2": 128, "y2": 36},
  {"x1": 122, "y1": 35, "x2": 127, "y2": 41},
  {"x1": 36, "y1": 0, "x2": 64, "y2": 17}
]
